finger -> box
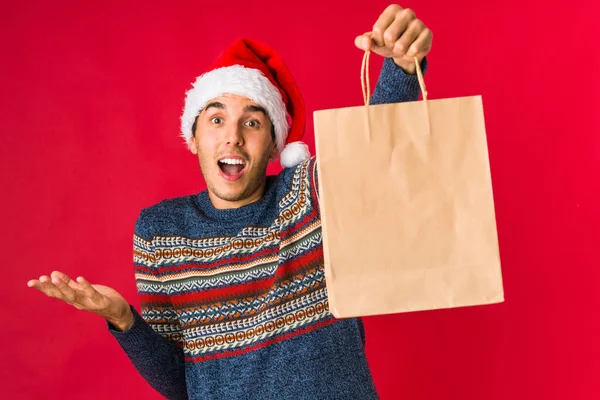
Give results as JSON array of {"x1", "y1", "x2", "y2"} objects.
[
  {"x1": 77, "y1": 276, "x2": 101, "y2": 302},
  {"x1": 51, "y1": 270, "x2": 82, "y2": 291},
  {"x1": 52, "y1": 275, "x2": 78, "y2": 303},
  {"x1": 36, "y1": 275, "x2": 66, "y2": 299},
  {"x1": 66, "y1": 278, "x2": 82, "y2": 291},
  {"x1": 27, "y1": 279, "x2": 40, "y2": 288},
  {"x1": 372, "y1": 4, "x2": 403, "y2": 47},
  {"x1": 51, "y1": 270, "x2": 70, "y2": 283},
  {"x1": 406, "y1": 28, "x2": 433, "y2": 57},
  {"x1": 383, "y1": 16, "x2": 412, "y2": 50},
  {"x1": 354, "y1": 32, "x2": 373, "y2": 51},
  {"x1": 391, "y1": 19, "x2": 423, "y2": 58}
]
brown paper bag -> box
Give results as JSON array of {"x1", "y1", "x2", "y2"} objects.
[{"x1": 313, "y1": 51, "x2": 504, "y2": 318}]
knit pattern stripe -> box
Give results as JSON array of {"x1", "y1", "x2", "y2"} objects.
[{"x1": 133, "y1": 157, "x2": 336, "y2": 361}]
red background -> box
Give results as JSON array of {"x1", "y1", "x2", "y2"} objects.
[{"x1": 1, "y1": 0, "x2": 598, "y2": 399}]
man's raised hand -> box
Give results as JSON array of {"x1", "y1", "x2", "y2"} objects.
[{"x1": 355, "y1": 4, "x2": 433, "y2": 74}]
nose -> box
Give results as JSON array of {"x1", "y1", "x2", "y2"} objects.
[{"x1": 224, "y1": 123, "x2": 244, "y2": 147}]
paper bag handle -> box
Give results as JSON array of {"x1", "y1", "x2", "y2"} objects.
[{"x1": 361, "y1": 51, "x2": 428, "y2": 105}]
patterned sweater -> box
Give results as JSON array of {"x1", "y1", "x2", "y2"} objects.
[{"x1": 109, "y1": 57, "x2": 427, "y2": 400}]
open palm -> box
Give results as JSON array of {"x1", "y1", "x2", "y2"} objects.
[{"x1": 27, "y1": 271, "x2": 133, "y2": 330}]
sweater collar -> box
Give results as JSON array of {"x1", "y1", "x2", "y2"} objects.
[{"x1": 194, "y1": 176, "x2": 278, "y2": 222}]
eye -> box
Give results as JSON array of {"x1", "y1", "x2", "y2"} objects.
[
  {"x1": 210, "y1": 116, "x2": 223, "y2": 124},
  {"x1": 244, "y1": 119, "x2": 261, "y2": 128}
]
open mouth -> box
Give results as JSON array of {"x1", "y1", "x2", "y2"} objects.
[{"x1": 218, "y1": 157, "x2": 247, "y2": 181}]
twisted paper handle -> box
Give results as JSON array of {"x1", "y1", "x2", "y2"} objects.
[{"x1": 361, "y1": 51, "x2": 428, "y2": 105}]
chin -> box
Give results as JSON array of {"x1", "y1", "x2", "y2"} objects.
[
  {"x1": 211, "y1": 185, "x2": 248, "y2": 202},
  {"x1": 220, "y1": 191, "x2": 247, "y2": 202}
]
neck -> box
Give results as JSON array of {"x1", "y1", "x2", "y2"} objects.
[{"x1": 208, "y1": 179, "x2": 267, "y2": 210}]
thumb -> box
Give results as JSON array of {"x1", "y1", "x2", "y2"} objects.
[{"x1": 354, "y1": 32, "x2": 373, "y2": 51}]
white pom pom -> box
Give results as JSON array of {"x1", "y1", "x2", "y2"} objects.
[{"x1": 280, "y1": 141, "x2": 311, "y2": 168}]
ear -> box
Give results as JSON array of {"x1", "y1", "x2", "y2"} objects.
[
  {"x1": 269, "y1": 142, "x2": 279, "y2": 161},
  {"x1": 188, "y1": 136, "x2": 198, "y2": 155}
]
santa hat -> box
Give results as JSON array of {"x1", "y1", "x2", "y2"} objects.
[{"x1": 180, "y1": 38, "x2": 310, "y2": 168}]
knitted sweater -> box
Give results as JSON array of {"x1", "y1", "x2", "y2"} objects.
[{"x1": 109, "y1": 57, "x2": 427, "y2": 400}]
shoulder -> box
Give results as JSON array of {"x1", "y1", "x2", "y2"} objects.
[
  {"x1": 143, "y1": 194, "x2": 196, "y2": 217},
  {"x1": 279, "y1": 156, "x2": 318, "y2": 188},
  {"x1": 134, "y1": 194, "x2": 199, "y2": 240},
  {"x1": 276, "y1": 156, "x2": 320, "y2": 210}
]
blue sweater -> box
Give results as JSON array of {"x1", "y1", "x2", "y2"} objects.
[{"x1": 109, "y1": 57, "x2": 427, "y2": 400}]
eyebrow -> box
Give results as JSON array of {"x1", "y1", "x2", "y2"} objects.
[
  {"x1": 204, "y1": 102, "x2": 225, "y2": 112},
  {"x1": 244, "y1": 105, "x2": 267, "y2": 115},
  {"x1": 202, "y1": 102, "x2": 267, "y2": 116}
]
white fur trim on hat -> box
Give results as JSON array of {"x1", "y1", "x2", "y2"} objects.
[
  {"x1": 181, "y1": 65, "x2": 289, "y2": 154},
  {"x1": 280, "y1": 141, "x2": 310, "y2": 168}
]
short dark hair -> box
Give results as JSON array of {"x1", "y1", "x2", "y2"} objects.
[{"x1": 191, "y1": 114, "x2": 276, "y2": 142}]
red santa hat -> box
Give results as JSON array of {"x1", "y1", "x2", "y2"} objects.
[{"x1": 180, "y1": 38, "x2": 310, "y2": 168}]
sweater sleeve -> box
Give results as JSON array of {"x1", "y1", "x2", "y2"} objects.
[
  {"x1": 370, "y1": 56, "x2": 428, "y2": 105},
  {"x1": 108, "y1": 210, "x2": 188, "y2": 400}
]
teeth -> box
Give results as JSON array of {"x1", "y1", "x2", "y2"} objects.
[{"x1": 219, "y1": 158, "x2": 245, "y2": 165}]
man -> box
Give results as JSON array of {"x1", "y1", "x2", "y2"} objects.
[{"x1": 27, "y1": 4, "x2": 433, "y2": 399}]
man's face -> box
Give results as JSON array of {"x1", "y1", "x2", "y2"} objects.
[{"x1": 189, "y1": 94, "x2": 278, "y2": 209}]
